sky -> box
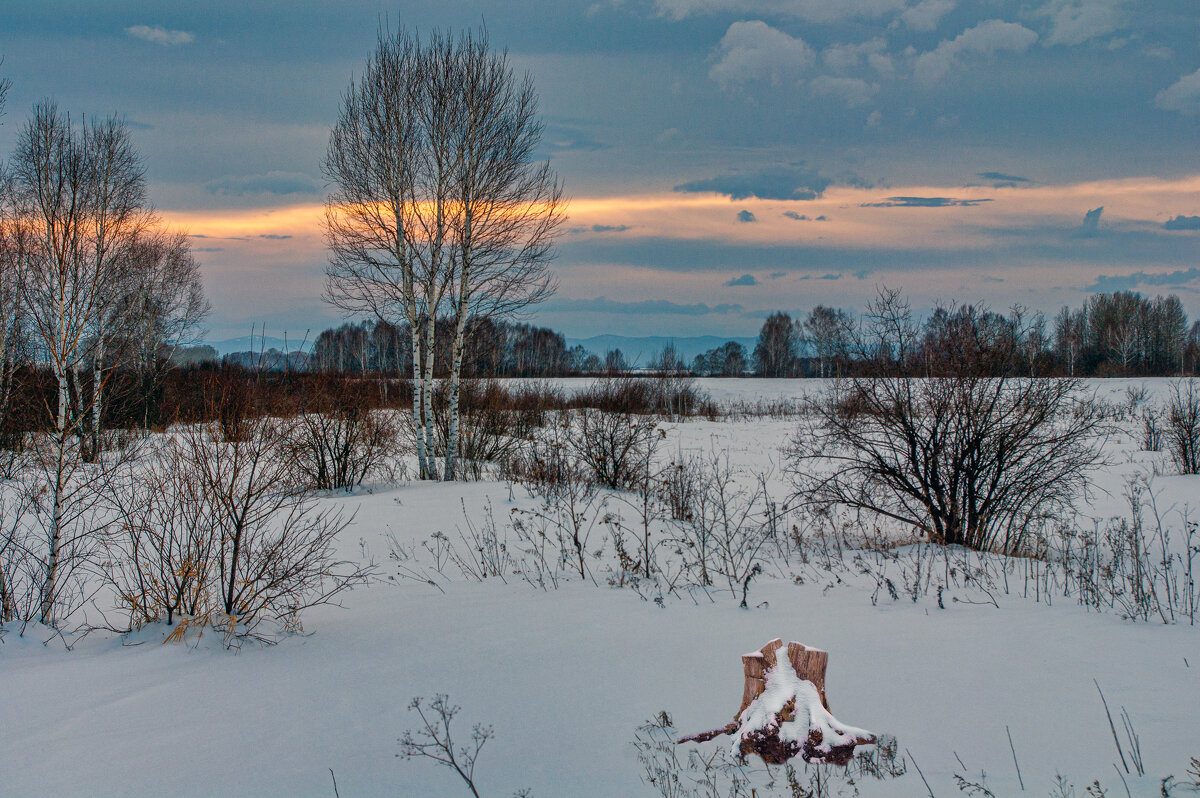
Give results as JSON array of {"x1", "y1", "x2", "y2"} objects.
[{"x1": 1, "y1": 1, "x2": 1199, "y2": 341}]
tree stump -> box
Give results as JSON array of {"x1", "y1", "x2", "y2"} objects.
[{"x1": 678, "y1": 638, "x2": 875, "y2": 766}]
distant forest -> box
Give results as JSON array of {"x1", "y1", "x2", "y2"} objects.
[{"x1": 207, "y1": 289, "x2": 1200, "y2": 378}]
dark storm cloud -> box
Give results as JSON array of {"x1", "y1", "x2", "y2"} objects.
[
  {"x1": 1088, "y1": 267, "x2": 1200, "y2": 292},
  {"x1": 541, "y1": 122, "x2": 605, "y2": 153},
  {"x1": 570, "y1": 224, "x2": 633, "y2": 233},
  {"x1": 675, "y1": 165, "x2": 834, "y2": 201},
  {"x1": 1080, "y1": 206, "x2": 1103, "y2": 237},
  {"x1": 1164, "y1": 215, "x2": 1200, "y2": 231},
  {"x1": 861, "y1": 196, "x2": 993, "y2": 207},
  {"x1": 977, "y1": 172, "x2": 1029, "y2": 184},
  {"x1": 5, "y1": 0, "x2": 1200, "y2": 338},
  {"x1": 205, "y1": 171, "x2": 321, "y2": 197},
  {"x1": 977, "y1": 171, "x2": 1031, "y2": 187},
  {"x1": 725, "y1": 273, "x2": 757, "y2": 286}
]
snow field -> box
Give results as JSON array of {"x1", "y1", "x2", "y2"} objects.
[{"x1": 1, "y1": 378, "x2": 1198, "y2": 796}]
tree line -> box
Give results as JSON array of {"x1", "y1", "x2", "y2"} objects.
[{"x1": 751, "y1": 288, "x2": 1200, "y2": 378}]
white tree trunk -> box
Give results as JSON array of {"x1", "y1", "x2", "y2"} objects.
[
  {"x1": 421, "y1": 313, "x2": 437, "y2": 479},
  {"x1": 90, "y1": 336, "x2": 105, "y2": 461},
  {"x1": 445, "y1": 308, "x2": 468, "y2": 481},
  {"x1": 409, "y1": 320, "x2": 430, "y2": 479}
]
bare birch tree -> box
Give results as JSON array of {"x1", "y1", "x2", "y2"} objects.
[
  {"x1": 324, "y1": 25, "x2": 563, "y2": 481},
  {"x1": 9, "y1": 103, "x2": 149, "y2": 624},
  {"x1": 442, "y1": 29, "x2": 562, "y2": 480},
  {"x1": 323, "y1": 28, "x2": 445, "y2": 480},
  {"x1": 78, "y1": 116, "x2": 151, "y2": 460}
]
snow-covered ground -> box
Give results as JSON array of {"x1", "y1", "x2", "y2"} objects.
[{"x1": 2, "y1": 378, "x2": 1198, "y2": 797}]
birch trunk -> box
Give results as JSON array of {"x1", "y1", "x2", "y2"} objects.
[
  {"x1": 409, "y1": 319, "x2": 430, "y2": 479},
  {"x1": 90, "y1": 336, "x2": 104, "y2": 462},
  {"x1": 40, "y1": 369, "x2": 72, "y2": 625},
  {"x1": 421, "y1": 309, "x2": 437, "y2": 479},
  {"x1": 445, "y1": 303, "x2": 469, "y2": 481}
]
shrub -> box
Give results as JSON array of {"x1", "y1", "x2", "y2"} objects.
[
  {"x1": 787, "y1": 376, "x2": 1105, "y2": 554},
  {"x1": 1166, "y1": 378, "x2": 1200, "y2": 474},
  {"x1": 569, "y1": 409, "x2": 661, "y2": 491},
  {"x1": 103, "y1": 420, "x2": 370, "y2": 642},
  {"x1": 288, "y1": 382, "x2": 401, "y2": 492}
]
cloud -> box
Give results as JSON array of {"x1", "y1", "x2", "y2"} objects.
[
  {"x1": 977, "y1": 171, "x2": 1031, "y2": 186},
  {"x1": 543, "y1": 296, "x2": 744, "y2": 316},
  {"x1": 1156, "y1": 68, "x2": 1200, "y2": 115},
  {"x1": 737, "y1": 209, "x2": 757, "y2": 223},
  {"x1": 656, "y1": 0, "x2": 906, "y2": 23},
  {"x1": 725, "y1": 273, "x2": 758, "y2": 286},
  {"x1": 125, "y1": 25, "x2": 195, "y2": 46},
  {"x1": 1088, "y1": 267, "x2": 1200, "y2": 292},
  {"x1": 770, "y1": 271, "x2": 787, "y2": 279},
  {"x1": 809, "y1": 76, "x2": 878, "y2": 107},
  {"x1": 1164, "y1": 215, "x2": 1200, "y2": 231},
  {"x1": 861, "y1": 196, "x2": 993, "y2": 207},
  {"x1": 542, "y1": 123, "x2": 605, "y2": 152},
  {"x1": 914, "y1": 20, "x2": 1039, "y2": 85},
  {"x1": 257, "y1": 234, "x2": 293, "y2": 240},
  {"x1": 205, "y1": 171, "x2": 321, "y2": 197},
  {"x1": 1036, "y1": 0, "x2": 1128, "y2": 47},
  {"x1": 901, "y1": 0, "x2": 956, "y2": 32},
  {"x1": 783, "y1": 211, "x2": 830, "y2": 221},
  {"x1": 822, "y1": 39, "x2": 886, "y2": 73},
  {"x1": 709, "y1": 21, "x2": 814, "y2": 89},
  {"x1": 819, "y1": 273, "x2": 842, "y2": 280},
  {"x1": 675, "y1": 165, "x2": 833, "y2": 201},
  {"x1": 1080, "y1": 206, "x2": 1103, "y2": 236},
  {"x1": 591, "y1": 224, "x2": 633, "y2": 233}
]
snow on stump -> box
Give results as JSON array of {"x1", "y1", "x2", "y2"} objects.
[{"x1": 678, "y1": 638, "x2": 876, "y2": 766}]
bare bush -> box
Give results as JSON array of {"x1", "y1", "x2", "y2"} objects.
[
  {"x1": 288, "y1": 385, "x2": 401, "y2": 492},
  {"x1": 0, "y1": 488, "x2": 37, "y2": 624},
  {"x1": 570, "y1": 409, "x2": 661, "y2": 491},
  {"x1": 1141, "y1": 407, "x2": 1163, "y2": 452},
  {"x1": 432, "y1": 381, "x2": 531, "y2": 481},
  {"x1": 671, "y1": 450, "x2": 775, "y2": 596},
  {"x1": 502, "y1": 412, "x2": 587, "y2": 500},
  {"x1": 788, "y1": 376, "x2": 1105, "y2": 554},
  {"x1": 184, "y1": 419, "x2": 369, "y2": 640},
  {"x1": 102, "y1": 420, "x2": 370, "y2": 642},
  {"x1": 1166, "y1": 378, "x2": 1200, "y2": 474},
  {"x1": 101, "y1": 437, "x2": 213, "y2": 628}
]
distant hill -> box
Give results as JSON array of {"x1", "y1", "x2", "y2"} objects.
[
  {"x1": 209, "y1": 335, "x2": 313, "y2": 356},
  {"x1": 565, "y1": 335, "x2": 758, "y2": 365}
]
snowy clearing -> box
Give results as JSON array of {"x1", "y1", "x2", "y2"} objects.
[{"x1": 2, "y1": 378, "x2": 1198, "y2": 797}]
